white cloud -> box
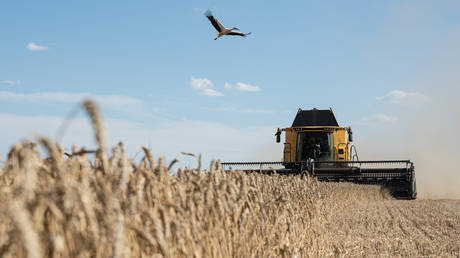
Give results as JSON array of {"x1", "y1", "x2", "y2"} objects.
[
  {"x1": 362, "y1": 113, "x2": 398, "y2": 123},
  {"x1": 188, "y1": 77, "x2": 224, "y2": 97},
  {"x1": 188, "y1": 77, "x2": 259, "y2": 97},
  {"x1": 26, "y1": 42, "x2": 49, "y2": 51},
  {"x1": 0, "y1": 113, "x2": 281, "y2": 167},
  {"x1": 189, "y1": 77, "x2": 213, "y2": 90},
  {"x1": 377, "y1": 90, "x2": 429, "y2": 104},
  {"x1": 224, "y1": 82, "x2": 261, "y2": 92},
  {"x1": 0, "y1": 91, "x2": 143, "y2": 112},
  {"x1": 1, "y1": 80, "x2": 20, "y2": 85},
  {"x1": 199, "y1": 88, "x2": 224, "y2": 97}
]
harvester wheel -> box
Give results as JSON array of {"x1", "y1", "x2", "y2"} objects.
[
  {"x1": 300, "y1": 170, "x2": 308, "y2": 179},
  {"x1": 409, "y1": 175, "x2": 417, "y2": 200}
]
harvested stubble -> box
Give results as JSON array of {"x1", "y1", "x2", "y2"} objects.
[{"x1": 0, "y1": 100, "x2": 459, "y2": 257}]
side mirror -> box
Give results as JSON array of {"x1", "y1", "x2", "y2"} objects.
[
  {"x1": 347, "y1": 126, "x2": 353, "y2": 142},
  {"x1": 275, "y1": 128, "x2": 281, "y2": 143}
]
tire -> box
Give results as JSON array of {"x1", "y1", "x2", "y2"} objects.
[{"x1": 409, "y1": 175, "x2": 417, "y2": 200}]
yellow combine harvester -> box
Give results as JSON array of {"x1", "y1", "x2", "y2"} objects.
[{"x1": 222, "y1": 108, "x2": 417, "y2": 199}]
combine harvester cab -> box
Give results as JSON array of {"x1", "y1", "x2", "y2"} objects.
[{"x1": 222, "y1": 108, "x2": 417, "y2": 199}]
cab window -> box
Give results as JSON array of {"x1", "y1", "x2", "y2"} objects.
[{"x1": 296, "y1": 132, "x2": 332, "y2": 161}]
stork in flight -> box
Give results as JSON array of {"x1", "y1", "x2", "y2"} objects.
[{"x1": 204, "y1": 10, "x2": 251, "y2": 40}]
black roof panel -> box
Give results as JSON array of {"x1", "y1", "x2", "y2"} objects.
[{"x1": 291, "y1": 109, "x2": 339, "y2": 127}]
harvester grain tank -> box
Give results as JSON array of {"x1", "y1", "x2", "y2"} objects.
[{"x1": 222, "y1": 108, "x2": 417, "y2": 199}]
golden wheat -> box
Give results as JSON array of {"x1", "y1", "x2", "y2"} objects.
[{"x1": 0, "y1": 100, "x2": 458, "y2": 258}]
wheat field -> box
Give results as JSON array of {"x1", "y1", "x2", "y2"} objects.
[{"x1": 0, "y1": 101, "x2": 459, "y2": 257}]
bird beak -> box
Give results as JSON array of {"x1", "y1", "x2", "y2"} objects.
[{"x1": 234, "y1": 27, "x2": 240, "y2": 30}]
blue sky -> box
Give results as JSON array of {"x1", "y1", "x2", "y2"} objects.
[{"x1": 1, "y1": 1, "x2": 460, "y2": 171}]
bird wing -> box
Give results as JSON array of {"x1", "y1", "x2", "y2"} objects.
[
  {"x1": 227, "y1": 31, "x2": 251, "y2": 37},
  {"x1": 204, "y1": 10, "x2": 226, "y2": 32}
]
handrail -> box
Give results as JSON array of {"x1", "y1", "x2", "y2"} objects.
[{"x1": 350, "y1": 145, "x2": 359, "y2": 162}]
